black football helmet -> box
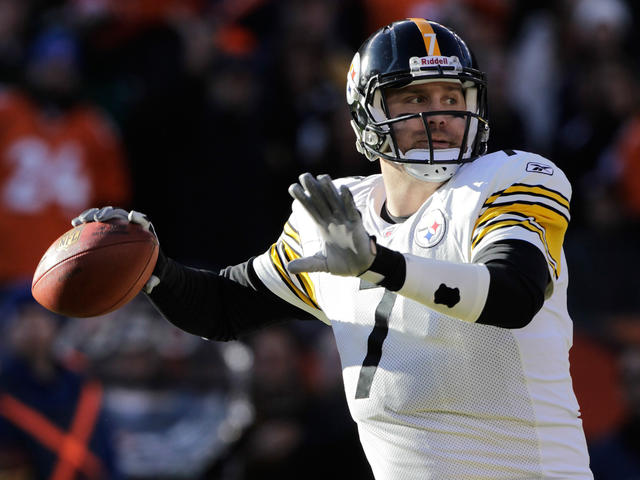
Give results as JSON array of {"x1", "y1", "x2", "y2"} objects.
[{"x1": 346, "y1": 18, "x2": 489, "y2": 182}]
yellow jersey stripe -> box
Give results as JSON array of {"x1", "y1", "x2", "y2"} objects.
[
  {"x1": 474, "y1": 200, "x2": 569, "y2": 230},
  {"x1": 471, "y1": 219, "x2": 546, "y2": 248},
  {"x1": 473, "y1": 202, "x2": 566, "y2": 277},
  {"x1": 284, "y1": 221, "x2": 301, "y2": 245},
  {"x1": 269, "y1": 244, "x2": 318, "y2": 309},
  {"x1": 472, "y1": 219, "x2": 559, "y2": 278},
  {"x1": 281, "y1": 240, "x2": 319, "y2": 308},
  {"x1": 484, "y1": 184, "x2": 570, "y2": 210},
  {"x1": 476, "y1": 201, "x2": 569, "y2": 231},
  {"x1": 409, "y1": 18, "x2": 441, "y2": 56}
]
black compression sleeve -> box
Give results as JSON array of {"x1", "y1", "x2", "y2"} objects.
[
  {"x1": 147, "y1": 253, "x2": 315, "y2": 341},
  {"x1": 474, "y1": 240, "x2": 550, "y2": 329}
]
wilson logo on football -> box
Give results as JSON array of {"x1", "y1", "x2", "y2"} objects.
[{"x1": 57, "y1": 226, "x2": 83, "y2": 251}]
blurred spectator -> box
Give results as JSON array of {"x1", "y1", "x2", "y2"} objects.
[
  {"x1": 507, "y1": 3, "x2": 559, "y2": 155},
  {"x1": 570, "y1": 331, "x2": 629, "y2": 444},
  {"x1": 452, "y1": 1, "x2": 526, "y2": 153},
  {"x1": 600, "y1": 81, "x2": 640, "y2": 225},
  {"x1": 551, "y1": 0, "x2": 634, "y2": 227},
  {"x1": 0, "y1": 25, "x2": 131, "y2": 288},
  {"x1": 56, "y1": 296, "x2": 254, "y2": 479},
  {"x1": 362, "y1": 0, "x2": 449, "y2": 30},
  {"x1": 237, "y1": 327, "x2": 309, "y2": 480},
  {"x1": 0, "y1": 290, "x2": 119, "y2": 479},
  {"x1": 222, "y1": 326, "x2": 373, "y2": 480},
  {"x1": 0, "y1": 0, "x2": 29, "y2": 85},
  {"x1": 580, "y1": 331, "x2": 640, "y2": 479},
  {"x1": 2, "y1": 1, "x2": 640, "y2": 478},
  {"x1": 300, "y1": 328, "x2": 374, "y2": 479}
]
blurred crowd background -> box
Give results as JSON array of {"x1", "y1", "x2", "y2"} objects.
[{"x1": 0, "y1": 0, "x2": 639, "y2": 478}]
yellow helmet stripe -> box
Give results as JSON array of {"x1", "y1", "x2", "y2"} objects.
[{"x1": 409, "y1": 18, "x2": 441, "y2": 56}]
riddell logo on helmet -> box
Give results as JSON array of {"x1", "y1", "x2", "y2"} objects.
[
  {"x1": 420, "y1": 56, "x2": 450, "y2": 65},
  {"x1": 409, "y1": 56, "x2": 462, "y2": 72}
]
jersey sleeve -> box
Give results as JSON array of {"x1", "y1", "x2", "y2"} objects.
[
  {"x1": 470, "y1": 157, "x2": 571, "y2": 282},
  {"x1": 252, "y1": 210, "x2": 329, "y2": 324}
]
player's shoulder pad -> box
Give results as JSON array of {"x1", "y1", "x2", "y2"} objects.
[
  {"x1": 291, "y1": 174, "x2": 379, "y2": 228},
  {"x1": 332, "y1": 174, "x2": 381, "y2": 207},
  {"x1": 456, "y1": 149, "x2": 571, "y2": 201}
]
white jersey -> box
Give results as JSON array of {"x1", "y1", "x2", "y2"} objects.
[{"x1": 253, "y1": 150, "x2": 592, "y2": 479}]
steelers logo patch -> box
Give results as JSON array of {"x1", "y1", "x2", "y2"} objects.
[{"x1": 415, "y1": 209, "x2": 446, "y2": 248}]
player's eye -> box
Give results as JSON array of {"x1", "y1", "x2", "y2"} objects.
[{"x1": 408, "y1": 96, "x2": 427, "y2": 104}]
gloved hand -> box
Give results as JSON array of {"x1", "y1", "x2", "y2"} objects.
[
  {"x1": 287, "y1": 173, "x2": 375, "y2": 276},
  {"x1": 71, "y1": 206, "x2": 162, "y2": 293}
]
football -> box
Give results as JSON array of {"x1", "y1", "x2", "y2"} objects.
[{"x1": 32, "y1": 220, "x2": 159, "y2": 318}]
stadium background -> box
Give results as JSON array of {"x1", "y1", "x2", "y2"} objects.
[{"x1": 1, "y1": 0, "x2": 639, "y2": 478}]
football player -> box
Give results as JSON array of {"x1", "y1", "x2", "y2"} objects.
[{"x1": 74, "y1": 19, "x2": 593, "y2": 479}]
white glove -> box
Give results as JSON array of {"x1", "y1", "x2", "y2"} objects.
[
  {"x1": 71, "y1": 206, "x2": 161, "y2": 293},
  {"x1": 287, "y1": 173, "x2": 375, "y2": 277}
]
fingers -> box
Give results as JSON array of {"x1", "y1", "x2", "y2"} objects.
[
  {"x1": 287, "y1": 253, "x2": 329, "y2": 274},
  {"x1": 288, "y1": 174, "x2": 329, "y2": 225},
  {"x1": 71, "y1": 206, "x2": 143, "y2": 228},
  {"x1": 71, "y1": 207, "x2": 99, "y2": 227},
  {"x1": 318, "y1": 174, "x2": 347, "y2": 221},
  {"x1": 300, "y1": 173, "x2": 334, "y2": 220},
  {"x1": 143, "y1": 275, "x2": 161, "y2": 294},
  {"x1": 288, "y1": 173, "x2": 350, "y2": 226},
  {"x1": 128, "y1": 210, "x2": 151, "y2": 230},
  {"x1": 340, "y1": 185, "x2": 361, "y2": 222},
  {"x1": 288, "y1": 183, "x2": 324, "y2": 225},
  {"x1": 93, "y1": 206, "x2": 130, "y2": 223}
]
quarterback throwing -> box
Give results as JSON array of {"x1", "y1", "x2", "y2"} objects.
[{"x1": 74, "y1": 18, "x2": 592, "y2": 480}]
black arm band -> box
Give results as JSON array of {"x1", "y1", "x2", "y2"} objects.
[
  {"x1": 368, "y1": 244, "x2": 407, "y2": 291},
  {"x1": 147, "y1": 253, "x2": 314, "y2": 341},
  {"x1": 474, "y1": 240, "x2": 549, "y2": 329}
]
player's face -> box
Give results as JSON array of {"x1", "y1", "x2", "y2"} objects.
[{"x1": 385, "y1": 82, "x2": 467, "y2": 153}]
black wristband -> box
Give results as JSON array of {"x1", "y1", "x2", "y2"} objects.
[{"x1": 368, "y1": 244, "x2": 406, "y2": 291}]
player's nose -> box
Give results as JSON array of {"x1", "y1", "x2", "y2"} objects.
[{"x1": 426, "y1": 110, "x2": 451, "y2": 129}]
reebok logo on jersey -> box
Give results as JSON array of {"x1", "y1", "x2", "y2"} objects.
[
  {"x1": 415, "y1": 209, "x2": 446, "y2": 248},
  {"x1": 526, "y1": 162, "x2": 554, "y2": 175}
]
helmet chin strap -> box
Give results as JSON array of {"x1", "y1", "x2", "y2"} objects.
[{"x1": 399, "y1": 148, "x2": 463, "y2": 183}]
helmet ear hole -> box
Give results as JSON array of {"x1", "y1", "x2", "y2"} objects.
[{"x1": 354, "y1": 104, "x2": 368, "y2": 127}]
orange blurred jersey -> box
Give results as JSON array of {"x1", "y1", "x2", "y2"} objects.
[
  {"x1": 364, "y1": 0, "x2": 445, "y2": 31},
  {"x1": 0, "y1": 90, "x2": 131, "y2": 285},
  {"x1": 617, "y1": 116, "x2": 640, "y2": 217}
]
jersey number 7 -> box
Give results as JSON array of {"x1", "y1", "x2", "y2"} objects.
[{"x1": 355, "y1": 285, "x2": 398, "y2": 399}]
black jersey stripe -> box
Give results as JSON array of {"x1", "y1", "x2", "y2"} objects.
[
  {"x1": 484, "y1": 183, "x2": 570, "y2": 208},
  {"x1": 472, "y1": 212, "x2": 538, "y2": 244}
]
